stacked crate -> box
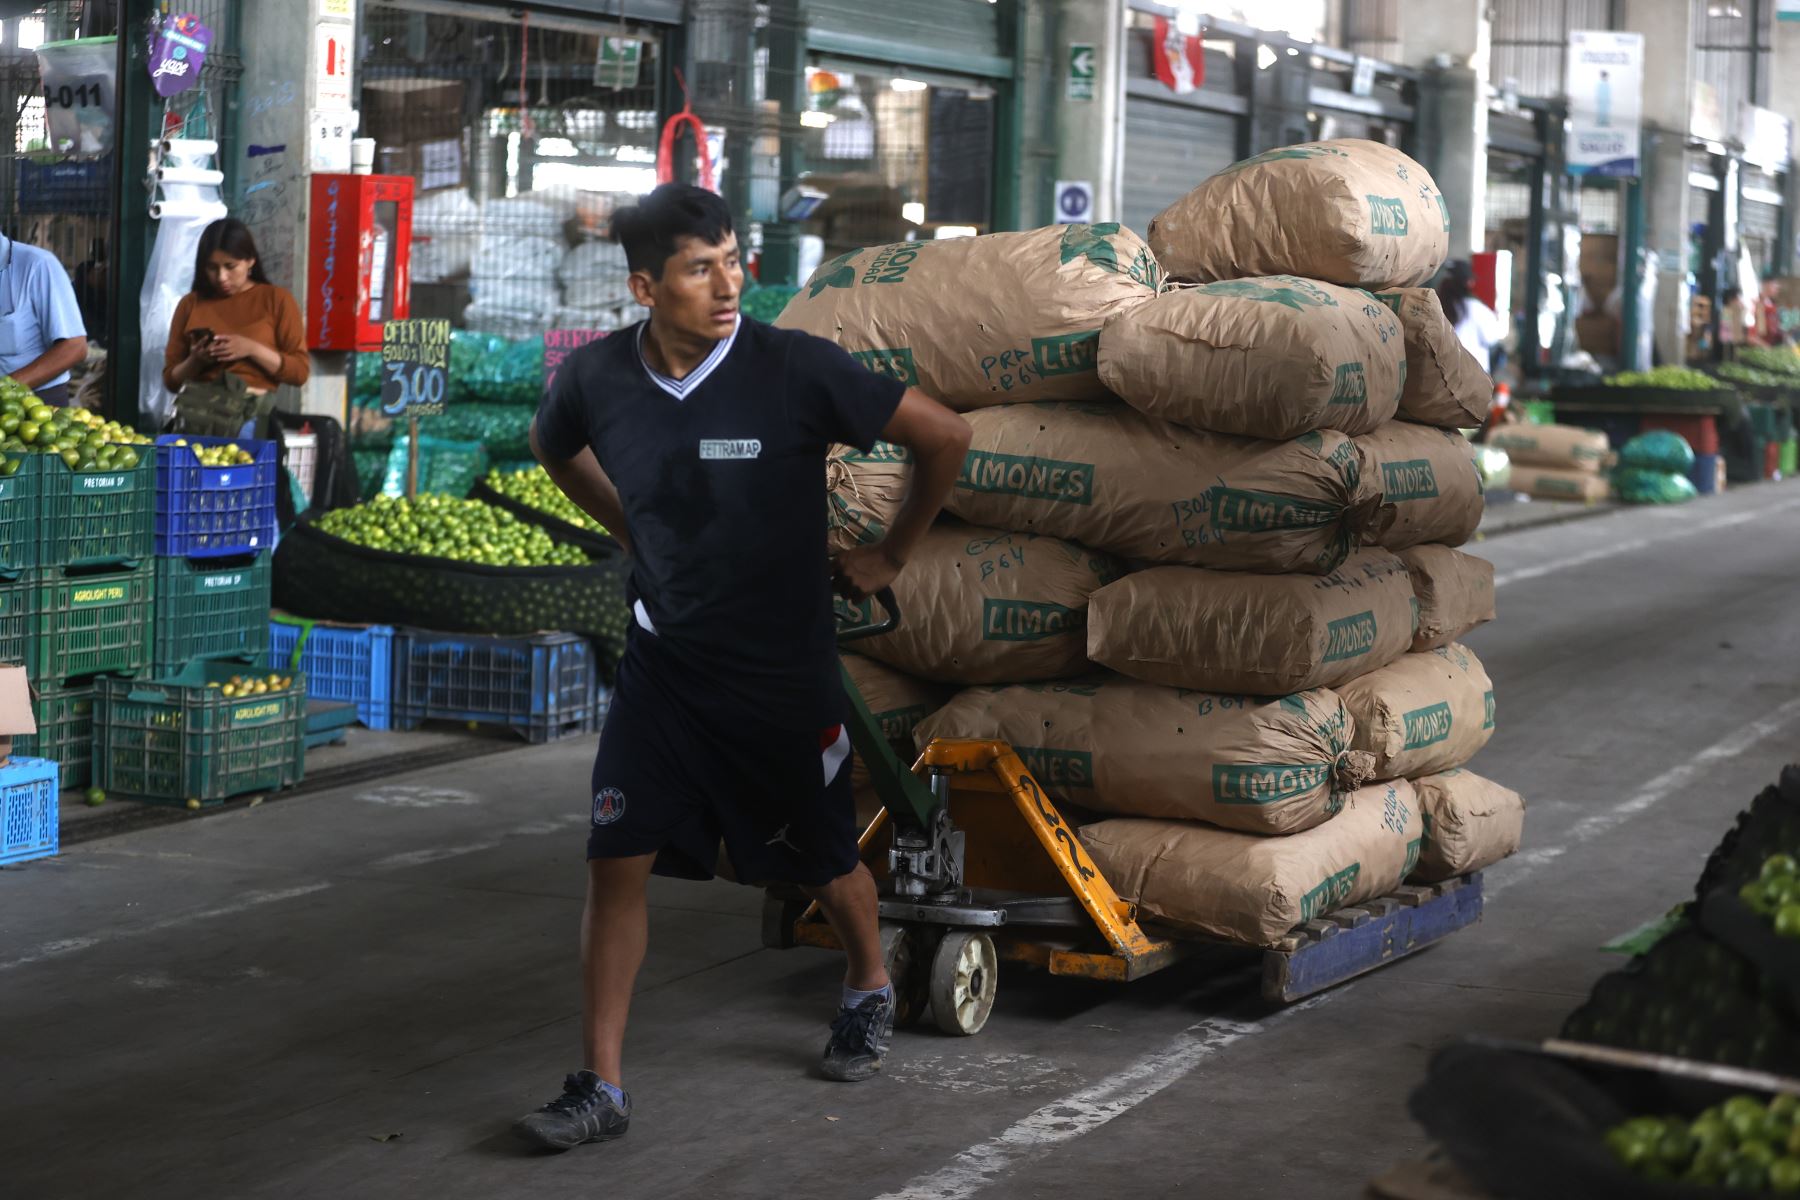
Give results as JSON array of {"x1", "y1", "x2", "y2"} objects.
[
  {"x1": 9, "y1": 450, "x2": 158, "y2": 789},
  {"x1": 89, "y1": 435, "x2": 301, "y2": 805}
]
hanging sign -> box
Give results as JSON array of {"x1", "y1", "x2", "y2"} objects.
[
  {"x1": 1781, "y1": 0, "x2": 1800, "y2": 20},
  {"x1": 1565, "y1": 30, "x2": 1643, "y2": 177},
  {"x1": 594, "y1": 37, "x2": 643, "y2": 89},
  {"x1": 149, "y1": 13, "x2": 210, "y2": 99},
  {"x1": 545, "y1": 329, "x2": 608, "y2": 395},
  {"x1": 36, "y1": 35, "x2": 119, "y2": 155},
  {"x1": 1151, "y1": 16, "x2": 1204, "y2": 95}
]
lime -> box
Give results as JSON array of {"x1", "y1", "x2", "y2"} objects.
[
  {"x1": 1774, "y1": 1157, "x2": 1800, "y2": 1194},
  {"x1": 1727, "y1": 1159, "x2": 1771, "y2": 1191},
  {"x1": 1765, "y1": 854, "x2": 1799, "y2": 880},
  {"x1": 185, "y1": 798, "x2": 201, "y2": 810},
  {"x1": 83, "y1": 787, "x2": 105, "y2": 807}
]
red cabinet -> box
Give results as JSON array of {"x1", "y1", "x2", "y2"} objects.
[{"x1": 307, "y1": 173, "x2": 414, "y2": 351}]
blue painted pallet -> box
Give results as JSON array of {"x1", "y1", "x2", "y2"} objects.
[{"x1": 1261, "y1": 873, "x2": 1485, "y2": 1004}]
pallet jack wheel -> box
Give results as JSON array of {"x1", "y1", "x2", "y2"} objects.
[
  {"x1": 881, "y1": 921, "x2": 932, "y2": 1028},
  {"x1": 929, "y1": 930, "x2": 997, "y2": 1036},
  {"x1": 760, "y1": 889, "x2": 809, "y2": 950}
]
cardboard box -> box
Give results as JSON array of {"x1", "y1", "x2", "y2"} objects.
[
  {"x1": 0, "y1": 665, "x2": 37, "y2": 764},
  {"x1": 376, "y1": 136, "x2": 463, "y2": 193},
  {"x1": 362, "y1": 78, "x2": 466, "y2": 145}
]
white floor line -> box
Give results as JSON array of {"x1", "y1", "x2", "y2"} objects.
[
  {"x1": 0, "y1": 883, "x2": 332, "y2": 973},
  {"x1": 871, "y1": 998, "x2": 1328, "y2": 1200},
  {"x1": 1493, "y1": 495, "x2": 1800, "y2": 589},
  {"x1": 371, "y1": 842, "x2": 503, "y2": 870},
  {"x1": 1485, "y1": 694, "x2": 1800, "y2": 900}
]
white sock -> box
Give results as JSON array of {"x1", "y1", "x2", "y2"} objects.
[{"x1": 842, "y1": 981, "x2": 893, "y2": 1009}]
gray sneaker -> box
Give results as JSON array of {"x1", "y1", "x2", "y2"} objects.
[
  {"x1": 820, "y1": 991, "x2": 894, "y2": 1082},
  {"x1": 513, "y1": 1070, "x2": 631, "y2": 1151}
]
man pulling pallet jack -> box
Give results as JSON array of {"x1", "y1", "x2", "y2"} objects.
[{"x1": 515, "y1": 183, "x2": 972, "y2": 1151}]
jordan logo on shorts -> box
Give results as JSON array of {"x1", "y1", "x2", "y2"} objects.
[
  {"x1": 766, "y1": 823, "x2": 800, "y2": 853},
  {"x1": 593, "y1": 787, "x2": 626, "y2": 825}
]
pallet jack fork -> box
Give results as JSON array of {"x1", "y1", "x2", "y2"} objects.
[{"x1": 766, "y1": 589, "x2": 1486, "y2": 1034}]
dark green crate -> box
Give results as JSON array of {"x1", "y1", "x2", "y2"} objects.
[
  {"x1": 152, "y1": 552, "x2": 272, "y2": 676},
  {"x1": 0, "y1": 570, "x2": 29, "y2": 667},
  {"x1": 39, "y1": 450, "x2": 155, "y2": 568},
  {"x1": 0, "y1": 455, "x2": 38, "y2": 576},
  {"x1": 95, "y1": 660, "x2": 305, "y2": 805},
  {"x1": 14, "y1": 681, "x2": 94, "y2": 790},
  {"x1": 31, "y1": 561, "x2": 154, "y2": 683}
]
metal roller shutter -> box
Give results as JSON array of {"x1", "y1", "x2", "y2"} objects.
[{"x1": 1122, "y1": 96, "x2": 1239, "y2": 240}]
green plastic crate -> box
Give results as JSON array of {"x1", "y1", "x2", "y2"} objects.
[
  {"x1": 1522, "y1": 400, "x2": 1556, "y2": 426},
  {"x1": 0, "y1": 570, "x2": 29, "y2": 667},
  {"x1": 0, "y1": 455, "x2": 37, "y2": 577},
  {"x1": 1782, "y1": 439, "x2": 1798, "y2": 478},
  {"x1": 38, "y1": 450, "x2": 155, "y2": 568},
  {"x1": 31, "y1": 561, "x2": 154, "y2": 683},
  {"x1": 14, "y1": 681, "x2": 94, "y2": 790},
  {"x1": 152, "y1": 552, "x2": 272, "y2": 676},
  {"x1": 94, "y1": 659, "x2": 305, "y2": 805}
]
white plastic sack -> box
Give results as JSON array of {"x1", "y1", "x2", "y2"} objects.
[{"x1": 473, "y1": 234, "x2": 565, "y2": 280}]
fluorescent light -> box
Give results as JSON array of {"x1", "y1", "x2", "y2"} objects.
[
  {"x1": 934, "y1": 225, "x2": 978, "y2": 239},
  {"x1": 800, "y1": 110, "x2": 834, "y2": 128},
  {"x1": 901, "y1": 202, "x2": 926, "y2": 224},
  {"x1": 890, "y1": 78, "x2": 929, "y2": 92}
]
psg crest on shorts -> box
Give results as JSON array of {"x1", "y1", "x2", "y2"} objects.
[{"x1": 593, "y1": 787, "x2": 626, "y2": 825}]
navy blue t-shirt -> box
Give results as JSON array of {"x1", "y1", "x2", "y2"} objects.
[{"x1": 535, "y1": 317, "x2": 905, "y2": 730}]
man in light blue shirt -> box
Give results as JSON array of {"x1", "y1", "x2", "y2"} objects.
[{"x1": 0, "y1": 235, "x2": 88, "y2": 405}]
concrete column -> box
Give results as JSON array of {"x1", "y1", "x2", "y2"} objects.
[
  {"x1": 1398, "y1": 2, "x2": 1490, "y2": 261},
  {"x1": 1620, "y1": 0, "x2": 1697, "y2": 366},
  {"x1": 1052, "y1": 0, "x2": 1124, "y2": 224}
]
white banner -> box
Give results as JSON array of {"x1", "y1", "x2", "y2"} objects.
[{"x1": 1566, "y1": 30, "x2": 1643, "y2": 178}]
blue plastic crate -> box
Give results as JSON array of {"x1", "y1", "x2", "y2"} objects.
[
  {"x1": 392, "y1": 628, "x2": 602, "y2": 744},
  {"x1": 0, "y1": 755, "x2": 59, "y2": 867},
  {"x1": 268, "y1": 617, "x2": 393, "y2": 731},
  {"x1": 154, "y1": 435, "x2": 278, "y2": 558}
]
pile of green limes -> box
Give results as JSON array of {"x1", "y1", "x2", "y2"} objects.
[
  {"x1": 1608, "y1": 1094, "x2": 1800, "y2": 1190},
  {"x1": 1739, "y1": 853, "x2": 1800, "y2": 936},
  {"x1": 314, "y1": 494, "x2": 590, "y2": 567},
  {"x1": 484, "y1": 466, "x2": 610, "y2": 536},
  {"x1": 0, "y1": 378, "x2": 151, "y2": 475}
]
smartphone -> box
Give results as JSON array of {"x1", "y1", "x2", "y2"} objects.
[{"x1": 187, "y1": 327, "x2": 215, "y2": 347}]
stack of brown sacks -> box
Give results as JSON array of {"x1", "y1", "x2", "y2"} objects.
[
  {"x1": 779, "y1": 145, "x2": 1524, "y2": 950},
  {"x1": 1486, "y1": 424, "x2": 1614, "y2": 502}
]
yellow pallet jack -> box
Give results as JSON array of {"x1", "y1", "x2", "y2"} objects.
[{"x1": 763, "y1": 591, "x2": 1486, "y2": 1034}]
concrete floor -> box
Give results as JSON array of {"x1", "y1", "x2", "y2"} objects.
[{"x1": 6, "y1": 481, "x2": 1800, "y2": 1200}]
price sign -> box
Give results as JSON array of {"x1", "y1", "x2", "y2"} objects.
[
  {"x1": 381, "y1": 319, "x2": 451, "y2": 417},
  {"x1": 544, "y1": 328, "x2": 608, "y2": 395}
]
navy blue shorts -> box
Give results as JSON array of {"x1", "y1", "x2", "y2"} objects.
[{"x1": 587, "y1": 631, "x2": 861, "y2": 887}]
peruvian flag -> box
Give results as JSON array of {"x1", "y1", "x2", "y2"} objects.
[{"x1": 1152, "y1": 16, "x2": 1205, "y2": 95}]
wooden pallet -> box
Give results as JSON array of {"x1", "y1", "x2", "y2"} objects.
[{"x1": 1262, "y1": 873, "x2": 1486, "y2": 1004}]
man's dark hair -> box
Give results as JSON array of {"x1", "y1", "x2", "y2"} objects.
[
  {"x1": 613, "y1": 183, "x2": 734, "y2": 279},
  {"x1": 191, "y1": 217, "x2": 272, "y2": 299}
]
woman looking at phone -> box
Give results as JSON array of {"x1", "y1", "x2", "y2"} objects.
[{"x1": 163, "y1": 218, "x2": 310, "y2": 398}]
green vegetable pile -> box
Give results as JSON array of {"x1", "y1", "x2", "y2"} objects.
[
  {"x1": 0, "y1": 377, "x2": 151, "y2": 474},
  {"x1": 1738, "y1": 346, "x2": 1800, "y2": 379},
  {"x1": 1607, "y1": 1095, "x2": 1800, "y2": 1190},
  {"x1": 1717, "y1": 361, "x2": 1792, "y2": 388},
  {"x1": 741, "y1": 285, "x2": 799, "y2": 324},
  {"x1": 484, "y1": 465, "x2": 610, "y2": 536},
  {"x1": 1740, "y1": 853, "x2": 1800, "y2": 935},
  {"x1": 315, "y1": 494, "x2": 589, "y2": 566},
  {"x1": 1603, "y1": 366, "x2": 1727, "y2": 391}
]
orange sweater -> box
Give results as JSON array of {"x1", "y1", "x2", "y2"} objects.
[{"x1": 163, "y1": 283, "x2": 311, "y2": 391}]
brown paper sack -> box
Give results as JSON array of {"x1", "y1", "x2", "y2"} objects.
[
  {"x1": 1097, "y1": 276, "x2": 1403, "y2": 439},
  {"x1": 1506, "y1": 464, "x2": 1612, "y2": 502},
  {"x1": 1399, "y1": 545, "x2": 1494, "y2": 651},
  {"x1": 1372, "y1": 287, "x2": 1491, "y2": 428},
  {"x1": 1356, "y1": 421, "x2": 1484, "y2": 550},
  {"x1": 840, "y1": 652, "x2": 953, "y2": 817},
  {"x1": 1087, "y1": 550, "x2": 1416, "y2": 695},
  {"x1": 1148, "y1": 140, "x2": 1450, "y2": 291},
  {"x1": 1486, "y1": 424, "x2": 1612, "y2": 473},
  {"x1": 1080, "y1": 779, "x2": 1424, "y2": 947},
  {"x1": 948, "y1": 401, "x2": 1391, "y2": 575},
  {"x1": 827, "y1": 441, "x2": 911, "y2": 555},
  {"x1": 834, "y1": 521, "x2": 1122, "y2": 685},
  {"x1": 1337, "y1": 643, "x2": 1494, "y2": 781},
  {"x1": 1410, "y1": 768, "x2": 1524, "y2": 882},
  {"x1": 777, "y1": 223, "x2": 1160, "y2": 410},
  {"x1": 916, "y1": 677, "x2": 1371, "y2": 835}
]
